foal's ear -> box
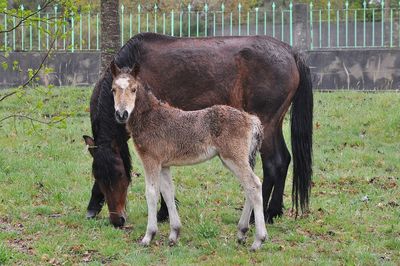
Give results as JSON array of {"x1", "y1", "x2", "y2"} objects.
[
  {"x1": 83, "y1": 135, "x2": 96, "y2": 157},
  {"x1": 110, "y1": 60, "x2": 121, "y2": 79},
  {"x1": 130, "y1": 63, "x2": 140, "y2": 79}
]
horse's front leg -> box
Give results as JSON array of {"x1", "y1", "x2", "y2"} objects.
[{"x1": 141, "y1": 161, "x2": 162, "y2": 246}]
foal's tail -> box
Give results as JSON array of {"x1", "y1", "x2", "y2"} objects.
[
  {"x1": 291, "y1": 52, "x2": 313, "y2": 216},
  {"x1": 249, "y1": 116, "x2": 264, "y2": 170}
]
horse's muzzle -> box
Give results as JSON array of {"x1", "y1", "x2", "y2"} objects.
[
  {"x1": 109, "y1": 212, "x2": 126, "y2": 228},
  {"x1": 115, "y1": 110, "x2": 128, "y2": 124}
]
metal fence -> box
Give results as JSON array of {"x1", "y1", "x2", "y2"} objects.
[{"x1": 1, "y1": 1, "x2": 399, "y2": 52}]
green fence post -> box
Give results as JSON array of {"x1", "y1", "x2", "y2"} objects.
[
  {"x1": 154, "y1": 4, "x2": 158, "y2": 33},
  {"x1": 79, "y1": 13, "x2": 82, "y2": 50},
  {"x1": 272, "y1": 2, "x2": 276, "y2": 38},
  {"x1": 163, "y1": 12, "x2": 166, "y2": 35},
  {"x1": 282, "y1": 10, "x2": 284, "y2": 42},
  {"x1": 372, "y1": 8, "x2": 375, "y2": 46},
  {"x1": 46, "y1": 12, "x2": 50, "y2": 50},
  {"x1": 88, "y1": 10, "x2": 91, "y2": 49},
  {"x1": 327, "y1": 1, "x2": 331, "y2": 47},
  {"x1": 121, "y1": 4, "x2": 124, "y2": 46},
  {"x1": 188, "y1": 4, "x2": 191, "y2": 37},
  {"x1": 255, "y1": 7, "x2": 259, "y2": 35},
  {"x1": 213, "y1": 12, "x2": 216, "y2": 36},
  {"x1": 381, "y1": 0, "x2": 385, "y2": 47},
  {"x1": 310, "y1": 2, "x2": 313, "y2": 50},
  {"x1": 29, "y1": 19, "x2": 32, "y2": 50},
  {"x1": 129, "y1": 11, "x2": 132, "y2": 38},
  {"x1": 179, "y1": 11, "x2": 183, "y2": 37},
  {"x1": 390, "y1": 8, "x2": 393, "y2": 47},
  {"x1": 3, "y1": 10, "x2": 7, "y2": 50},
  {"x1": 264, "y1": 11, "x2": 267, "y2": 35},
  {"x1": 12, "y1": 16, "x2": 15, "y2": 51},
  {"x1": 54, "y1": 5, "x2": 58, "y2": 50},
  {"x1": 238, "y1": 3, "x2": 242, "y2": 36},
  {"x1": 38, "y1": 5, "x2": 41, "y2": 51},
  {"x1": 354, "y1": 10, "x2": 357, "y2": 47},
  {"x1": 336, "y1": 9, "x2": 339, "y2": 47},
  {"x1": 137, "y1": 4, "x2": 141, "y2": 33},
  {"x1": 221, "y1": 3, "x2": 225, "y2": 36},
  {"x1": 230, "y1": 12, "x2": 233, "y2": 36},
  {"x1": 197, "y1": 11, "x2": 199, "y2": 37},
  {"x1": 71, "y1": 12, "x2": 75, "y2": 52},
  {"x1": 146, "y1": 12, "x2": 149, "y2": 32},
  {"x1": 204, "y1": 4, "x2": 208, "y2": 37},
  {"x1": 96, "y1": 13, "x2": 99, "y2": 50},
  {"x1": 247, "y1": 11, "x2": 250, "y2": 35},
  {"x1": 289, "y1": 2, "x2": 293, "y2": 45},
  {"x1": 363, "y1": 0, "x2": 366, "y2": 47},
  {"x1": 63, "y1": 17, "x2": 66, "y2": 50},
  {"x1": 171, "y1": 9, "x2": 174, "y2": 36},
  {"x1": 319, "y1": 9, "x2": 322, "y2": 48},
  {"x1": 20, "y1": 5, "x2": 24, "y2": 50},
  {"x1": 345, "y1": 0, "x2": 348, "y2": 47}
]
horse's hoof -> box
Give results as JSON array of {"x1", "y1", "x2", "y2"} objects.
[
  {"x1": 86, "y1": 209, "x2": 99, "y2": 219},
  {"x1": 266, "y1": 208, "x2": 283, "y2": 224},
  {"x1": 168, "y1": 239, "x2": 177, "y2": 247}
]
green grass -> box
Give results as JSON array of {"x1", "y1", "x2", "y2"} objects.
[{"x1": 0, "y1": 88, "x2": 399, "y2": 265}]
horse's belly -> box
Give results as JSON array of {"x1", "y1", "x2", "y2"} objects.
[{"x1": 163, "y1": 146, "x2": 218, "y2": 167}]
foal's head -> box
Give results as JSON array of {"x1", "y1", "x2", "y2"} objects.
[{"x1": 111, "y1": 61, "x2": 141, "y2": 124}]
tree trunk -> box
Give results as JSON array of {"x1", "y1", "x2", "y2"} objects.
[{"x1": 100, "y1": 0, "x2": 120, "y2": 75}]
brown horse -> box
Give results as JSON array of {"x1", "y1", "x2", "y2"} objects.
[
  {"x1": 111, "y1": 62, "x2": 267, "y2": 250},
  {"x1": 84, "y1": 33, "x2": 313, "y2": 227}
]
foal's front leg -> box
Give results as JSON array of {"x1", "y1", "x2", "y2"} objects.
[{"x1": 141, "y1": 162, "x2": 162, "y2": 246}]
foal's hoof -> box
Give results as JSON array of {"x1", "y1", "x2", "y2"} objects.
[
  {"x1": 140, "y1": 238, "x2": 151, "y2": 247},
  {"x1": 168, "y1": 239, "x2": 177, "y2": 247},
  {"x1": 86, "y1": 209, "x2": 100, "y2": 219}
]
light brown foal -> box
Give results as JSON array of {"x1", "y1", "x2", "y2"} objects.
[{"x1": 110, "y1": 61, "x2": 267, "y2": 251}]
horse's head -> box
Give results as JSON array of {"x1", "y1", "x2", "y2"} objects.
[
  {"x1": 83, "y1": 135, "x2": 129, "y2": 227},
  {"x1": 111, "y1": 61, "x2": 141, "y2": 124}
]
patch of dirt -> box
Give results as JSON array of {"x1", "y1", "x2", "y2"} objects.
[
  {"x1": 369, "y1": 176, "x2": 398, "y2": 190},
  {"x1": 0, "y1": 218, "x2": 36, "y2": 256}
]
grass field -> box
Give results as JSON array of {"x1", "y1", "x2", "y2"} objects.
[{"x1": 0, "y1": 88, "x2": 399, "y2": 265}]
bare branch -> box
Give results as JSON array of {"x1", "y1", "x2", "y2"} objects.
[
  {"x1": 0, "y1": 28, "x2": 59, "y2": 103},
  {"x1": 0, "y1": 114, "x2": 69, "y2": 124},
  {"x1": 0, "y1": 0, "x2": 56, "y2": 34}
]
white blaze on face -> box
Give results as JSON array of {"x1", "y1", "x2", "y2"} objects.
[{"x1": 115, "y1": 77, "x2": 130, "y2": 90}]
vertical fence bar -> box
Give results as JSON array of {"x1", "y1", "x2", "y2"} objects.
[
  {"x1": 255, "y1": 7, "x2": 259, "y2": 35},
  {"x1": 29, "y1": 21, "x2": 32, "y2": 50},
  {"x1": 71, "y1": 12, "x2": 75, "y2": 52},
  {"x1": 63, "y1": 17, "x2": 66, "y2": 50},
  {"x1": 354, "y1": 10, "x2": 357, "y2": 47},
  {"x1": 230, "y1": 12, "x2": 233, "y2": 35},
  {"x1": 171, "y1": 10, "x2": 174, "y2": 36},
  {"x1": 363, "y1": 1, "x2": 366, "y2": 47},
  {"x1": 238, "y1": 3, "x2": 241, "y2": 36},
  {"x1": 120, "y1": 4, "x2": 124, "y2": 46},
  {"x1": 137, "y1": 5, "x2": 141, "y2": 33},
  {"x1": 319, "y1": 9, "x2": 322, "y2": 48},
  {"x1": 21, "y1": 5, "x2": 24, "y2": 50},
  {"x1": 129, "y1": 12, "x2": 132, "y2": 38},
  {"x1": 188, "y1": 4, "x2": 191, "y2": 37},
  {"x1": 204, "y1": 4, "x2": 208, "y2": 37},
  {"x1": 310, "y1": 2, "x2": 313, "y2": 50},
  {"x1": 337, "y1": 9, "x2": 339, "y2": 47},
  {"x1": 146, "y1": 12, "x2": 149, "y2": 32},
  {"x1": 345, "y1": 1, "x2": 348, "y2": 47},
  {"x1": 38, "y1": 5, "x2": 41, "y2": 51},
  {"x1": 163, "y1": 13, "x2": 166, "y2": 35},
  {"x1": 381, "y1": 0, "x2": 385, "y2": 47},
  {"x1": 154, "y1": 4, "x2": 158, "y2": 33},
  {"x1": 3, "y1": 11, "x2": 7, "y2": 50},
  {"x1": 88, "y1": 10, "x2": 91, "y2": 49},
  {"x1": 327, "y1": 1, "x2": 331, "y2": 48},
  {"x1": 372, "y1": 8, "x2": 375, "y2": 46},
  {"x1": 197, "y1": 11, "x2": 199, "y2": 37},
  {"x1": 281, "y1": 10, "x2": 284, "y2": 41},
  {"x1": 96, "y1": 13, "x2": 99, "y2": 50},
  {"x1": 79, "y1": 13, "x2": 82, "y2": 50},
  {"x1": 289, "y1": 2, "x2": 293, "y2": 45},
  {"x1": 179, "y1": 11, "x2": 183, "y2": 37},
  {"x1": 221, "y1": 4, "x2": 225, "y2": 36},
  {"x1": 272, "y1": 2, "x2": 276, "y2": 37},
  {"x1": 264, "y1": 11, "x2": 267, "y2": 35},
  {"x1": 390, "y1": 8, "x2": 393, "y2": 47},
  {"x1": 247, "y1": 11, "x2": 250, "y2": 35},
  {"x1": 12, "y1": 16, "x2": 15, "y2": 50},
  {"x1": 54, "y1": 5, "x2": 58, "y2": 50},
  {"x1": 213, "y1": 12, "x2": 216, "y2": 36},
  {"x1": 46, "y1": 12, "x2": 49, "y2": 50}
]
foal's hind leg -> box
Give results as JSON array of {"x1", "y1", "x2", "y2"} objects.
[
  {"x1": 159, "y1": 167, "x2": 181, "y2": 246},
  {"x1": 237, "y1": 197, "x2": 252, "y2": 244},
  {"x1": 220, "y1": 157, "x2": 267, "y2": 250}
]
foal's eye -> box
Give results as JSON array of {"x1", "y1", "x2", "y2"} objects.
[{"x1": 131, "y1": 88, "x2": 136, "y2": 93}]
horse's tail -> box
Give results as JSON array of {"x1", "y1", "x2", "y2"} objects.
[
  {"x1": 249, "y1": 116, "x2": 264, "y2": 170},
  {"x1": 291, "y1": 52, "x2": 313, "y2": 216}
]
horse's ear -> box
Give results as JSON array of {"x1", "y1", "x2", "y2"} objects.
[
  {"x1": 83, "y1": 135, "x2": 95, "y2": 157},
  {"x1": 131, "y1": 63, "x2": 140, "y2": 79},
  {"x1": 110, "y1": 60, "x2": 120, "y2": 79}
]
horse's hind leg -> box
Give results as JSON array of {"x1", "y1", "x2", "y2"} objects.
[
  {"x1": 220, "y1": 157, "x2": 267, "y2": 250},
  {"x1": 260, "y1": 128, "x2": 291, "y2": 223},
  {"x1": 160, "y1": 167, "x2": 181, "y2": 246},
  {"x1": 141, "y1": 161, "x2": 162, "y2": 246},
  {"x1": 237, "y1": 197, "x2": 252, "y2": 244}
]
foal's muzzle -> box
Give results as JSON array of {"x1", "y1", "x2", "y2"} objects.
[{"x1": 115, "y1": 110, "x2": 128, "y2": 123}]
